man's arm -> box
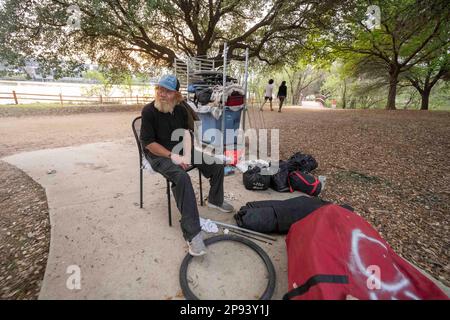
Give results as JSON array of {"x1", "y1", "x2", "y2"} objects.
[
  {"x1": 145, "y1": 142, "x2": 172, "y2": 159},
  {"x1": 146, "y1": 142, "x2": 190, "y2": 170}
]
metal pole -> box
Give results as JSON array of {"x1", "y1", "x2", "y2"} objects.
[
  {"x1": 174, "y1": 58, "x2": 177, "y2": 76},
  {"x1": 242, "y1": 48, "x2": 249, "y2": 132},
  {"x1": 222, "y1": 43, "x2": 227, "y2": 154},
  {"x1": 186, "y1": 57, "x2": 190, "y2": 100},
  {"x1": 227, "y1": 229, "x2": 273, "y2": 245},
  {"x1": 140, "y1": 168, "x2": 143, "y2": 208},
  {"x1": 206, "y1": 218, "x2": 277, "y2": 241}
]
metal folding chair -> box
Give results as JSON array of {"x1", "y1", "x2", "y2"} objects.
[{"x1": 132, "y1": 116, "x2": 203, "y2": 226}]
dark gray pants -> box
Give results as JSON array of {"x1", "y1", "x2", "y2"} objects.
[{"x1": 149, "y1": 149, "x2": 224, "y2": 241}]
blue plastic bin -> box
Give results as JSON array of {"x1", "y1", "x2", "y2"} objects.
[{"x1": 196, "y1": 107, "x2": 243, "y2": 147}]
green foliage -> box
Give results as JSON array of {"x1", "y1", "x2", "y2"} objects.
[
  {"x1": 0, "y1": 0, "x2": 348, "y2": 71},
  {"x1": 82, "y1": 70, "x2": 114, "y2": 97},
  {"x1": 1, "y1": 0, "x2": 448, "y2": 111},
  {"x1": 313, "y1": 0, "x2": 450, "y2": 109},
  {"x1": 429, "y1": 81, "x2": 450, "y2": 110}
]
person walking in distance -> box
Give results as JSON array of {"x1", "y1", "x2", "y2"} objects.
[
  {"x1": 277, "y1": 81, "x2": 287, "y2": 112},
  {"x1": 260, "y1": 79, "x2": 274, "y2": 111}
]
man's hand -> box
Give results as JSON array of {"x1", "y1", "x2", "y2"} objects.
[{"x1": 170, "y1": 153, "x2": 191, "y2": 171}]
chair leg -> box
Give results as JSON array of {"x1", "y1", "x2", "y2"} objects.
[
  {"x1": 198, "y1": 169, "x2": 203, "y2": 206},
  {"x1": 167, "y1": 179, "x2": 172, "y2": 227},
  {"x1": 139, "y1": 168, "x2": 143, "y2": 208}
]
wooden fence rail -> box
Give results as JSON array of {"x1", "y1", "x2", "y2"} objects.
[{"x1": 0, "y1": 91, "x2": 155, "y2": 106}]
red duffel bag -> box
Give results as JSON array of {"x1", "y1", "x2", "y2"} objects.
[{"x1": 284, "y1": 204, "x2": 448, "y2": 300}]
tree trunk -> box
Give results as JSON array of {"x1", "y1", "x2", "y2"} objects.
[
  {"x1": 291, "y1": 88, "x2": 296, "y2": 105},
  {"x1": 294, "y1": 73, "x2": 303, "y2": 105},
  {"x1": 386, "y1": 69, "x2": 399, "y2": 110},
  {"x1": 420, "y1": 88, "x2": 431, "y2": 110},
  {"x1": 342, "y1": 81, "x2": 347, "y2": 109}
]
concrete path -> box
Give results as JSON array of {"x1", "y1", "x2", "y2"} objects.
[{"x1": 3, "y1": 139, "x2": 296, "y2": 299}]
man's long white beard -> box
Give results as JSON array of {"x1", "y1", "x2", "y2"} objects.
[{"x1": 155, "y1": 97, "x2": 176, "y2": 113}]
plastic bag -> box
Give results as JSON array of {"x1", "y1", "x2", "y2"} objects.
[{"x1": 243, "y1": 166, "x2": 271, "y2": 190}]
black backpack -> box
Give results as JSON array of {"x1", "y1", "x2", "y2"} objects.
[
  {"x1": 243, "y1": 166, "x2": 271, "y2": 190},
  {"x1": 288, "y1": 152, "x2": 318, "y2": 173},
  {"x1": 288, "y1": 171, "x2": 322, "y2": 196}
]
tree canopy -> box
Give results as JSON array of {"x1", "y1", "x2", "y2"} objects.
[
  {"x1": 0, "y1": 0, "x2": 348, "y2": 70},
  {"x1": 1, "y1": 0, "x2": 449, "y2": 110},
  {"x1": 313, "y1": 0, "x2": 450, "y2": 109}
]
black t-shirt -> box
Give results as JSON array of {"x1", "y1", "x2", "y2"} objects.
[
  {"x1": 278, "y1": 85, "x2": 287, "y2": 97},
  {"x1": 140, "y1": 102, "x2": 189, "y2": 158}
]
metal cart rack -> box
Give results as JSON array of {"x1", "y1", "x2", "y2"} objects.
[{"x1": 174, "y1": 43, "x2": 249, "y2": 162}]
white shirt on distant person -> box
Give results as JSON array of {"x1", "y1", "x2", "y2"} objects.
[{"x1": 264, "y1": 84, "x2": 274, "y2": 98}]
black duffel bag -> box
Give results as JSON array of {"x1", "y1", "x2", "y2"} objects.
[
  {"x1": 270, "y1": 160, "x2": 290, "y2": 192},
  {"x1": 288, "y1": 152, "x2": 318, "y2": 173},
  {"x1": 243, "y1": 166, "x2": 270, "y2": 190},
  {"x1": 288, "y1": 170, "x2": 322, "y2": 196},
  {"x1": 234, "y1": 196, "x2": 330, "y2": 234}
]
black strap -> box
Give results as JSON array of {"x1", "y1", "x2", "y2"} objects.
[{"x1": 282, "y1": 274, "x2": 349, "y2": 300}]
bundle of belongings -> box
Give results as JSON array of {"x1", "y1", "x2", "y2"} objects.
[
  {"x1": 234, "y1": 195, "x2": 347, "y2": 234},
  {"x1": 272, "y1": 152, "x2": 319, "y2": 195},
  {"x1": 241, "y1": 152, "x2": 321, "y2": 196},
  {"x1": 235, "y1": 196, "x2": 449, "y2": 300},
  {"x1": 283, "y1": 203, "x2": 449, "y2": 300},
  {"x1": 188, "y1": 71, "x2": 245, "y2": 120},
  {"x1": 188, "y1": 71, "x2": 238, "y2": 87},
  {"x1": 194, "y1": 84, "x2": 245, "y2": 119}
]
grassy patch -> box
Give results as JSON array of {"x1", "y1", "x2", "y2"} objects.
[{"x1": 0, "y1": 102, "x2": 118, "y2": 109}]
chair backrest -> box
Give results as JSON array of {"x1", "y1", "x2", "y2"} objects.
[
  {"x1": 132, "y1": 115, "x2": 197, "y2": 173},
  {"x1": 132, "y1": 116, "x2": 143, "y2": 164}
]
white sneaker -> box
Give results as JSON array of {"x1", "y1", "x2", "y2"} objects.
[{"x1": 187, "y1": 232, "x2": 207, "y2": 256}]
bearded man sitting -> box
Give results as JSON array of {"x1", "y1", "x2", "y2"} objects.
[{"x1": 140, "y1": 74, "x2": 234, "y2": 256}]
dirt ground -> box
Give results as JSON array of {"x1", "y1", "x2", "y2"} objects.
[
  {"x1": 261, "y1": 108, "x2": 450, "y2": 286},
  {"x1": 0, "y1": 161, "x2": 50, "y2": 299},
  {"x1": 0, "y1": 106, "x2": 449, "y2": 299}
]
